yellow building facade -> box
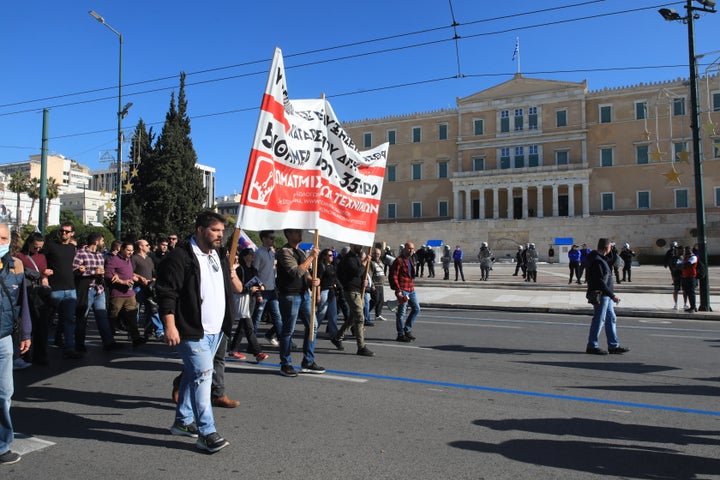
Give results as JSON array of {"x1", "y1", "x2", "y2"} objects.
[{"x1": 344, "y1": 74, "x2": 720, "y2": 261}]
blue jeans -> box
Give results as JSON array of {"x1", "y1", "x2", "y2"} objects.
[
  {"x1": 587, "y1": 295, "x2": 619, "y2": 348},
  {"x1": 134, "y1": 286, "x2": 163, "y2": 335},
  {"x1": 252, "y1": 289, "x2": 282, "y2": 335},
  {"x1": 396, "y1": 290, "x2": 420, "y2": 335},
  {"x1": 175, "y1": 333, "x2": 223, "y2": 436},
  {"x1": 316, "y1": 289, "x2": 338, "y2": 336},
  {"x1": 82, "y1": 288, "x2": 115, "y2": 346},
  {"x1": 0, "y1": 335, "x2": 14, "y2": 455},
  {"x1": 51, "y1": 289, "x2": 77, "y2": 351},
  {"x1": 364, "y1": 291, "x2": 371, "y2": 323},
  {"x1": 278, "y1": 292, "x2": 317, "y2": 367}
]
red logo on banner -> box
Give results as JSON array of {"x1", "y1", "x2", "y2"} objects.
[{"x1": 247, "y1": 152, "x2": 275, "y2": 206}]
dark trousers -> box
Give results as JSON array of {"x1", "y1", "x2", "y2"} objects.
[{"x1": 454, "y1": 260, "x2": 465, "y2": 281}]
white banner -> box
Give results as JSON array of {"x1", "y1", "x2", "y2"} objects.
[{"x1": 236, "y1": 47, "x2": 388, "y2": 247}]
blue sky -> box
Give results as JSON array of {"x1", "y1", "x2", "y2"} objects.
[{"x1": 2, "y1": 1, "x2": 719, "y2": 197}]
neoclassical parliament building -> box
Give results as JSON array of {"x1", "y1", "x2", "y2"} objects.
[{"x1": 343, "y1": 74, "x2": 720, "y2": 261}]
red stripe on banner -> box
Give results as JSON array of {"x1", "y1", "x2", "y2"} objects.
[
  {"x1": 358, "y1": 165, "x2": 386, "y2": 177},
  {"x1": 260, "y1": 93, "x2": 290, "y2": 132}
]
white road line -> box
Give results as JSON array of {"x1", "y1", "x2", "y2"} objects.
[
  {"x1": 11, "y1": 433, "x2": 55, "y2": 455},
  {"x1": 650, "y1": 334, "x2": 719, "y2": 339}
]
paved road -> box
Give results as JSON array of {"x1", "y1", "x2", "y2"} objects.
[{"x1": 6, "y1": 302, "x2": 720, "y2": 479}]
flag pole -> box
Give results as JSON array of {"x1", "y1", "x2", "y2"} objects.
[
  {"x1": 310, "y1": 229, "x2": 320, "y2": 342},
  {"x1": 228, "y1": 228, "x2": 241, "y2": 268}
]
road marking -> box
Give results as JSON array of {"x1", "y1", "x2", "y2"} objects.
[
  {"x1": 10, "y1": 433, "x2": 55, "y2": 455},
  {"x1": 225, "y1": 362, "x2": 368, "y2": 383},
  {"x1": 323, "y1": 369, "x2": 720, "y2": 417},
  {"x1": 650, "y1": 334, "x2": 719, "y2": 339}
]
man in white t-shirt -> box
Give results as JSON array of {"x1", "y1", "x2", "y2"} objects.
[{"x1": 156, "y1": 211, "x2": 234, "y2": 453}]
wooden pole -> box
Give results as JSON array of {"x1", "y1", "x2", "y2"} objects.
[
  {"x1": 228, "y1": 228, "x2": 241, "y2": 267},
  {"x1": 309, "y1": 229, "x2": 320, "y2": 342}
]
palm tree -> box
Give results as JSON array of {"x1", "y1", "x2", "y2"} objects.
[
  {"x1": 26, "y1": 177, "x2": 40, "y2": 225},
  {"x1": 7, "y1": 170, "x2": 28, "y2": 227},
  {"x1": 45, "y1": 177, "x2": 59, "y2": 227}
]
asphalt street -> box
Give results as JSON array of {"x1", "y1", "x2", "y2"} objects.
[{"x1": 5, "y1": 301, "x2": 720, "y2": 479}]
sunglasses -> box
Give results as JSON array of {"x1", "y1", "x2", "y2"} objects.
[
  {"x1": 60, "y1": 229, "x2": 73, "y2": 234},
  {"x1": 208, "y1": 255, "x2": 220, "y2": 272}
]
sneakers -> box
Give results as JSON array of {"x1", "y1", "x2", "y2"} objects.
[
  {"x1": 364, "y1": 321, "x2": 375, "y2": 327},
  {"x1": 255, "y1": 352, "x2": 269, "y2": 362},
  {"x1": 0, "y1": 450, "x2": 21, "y2": 465},
  {"x1": 13, "y1": 358, "x2": 32, "y2": 370},
  {"x1": 685, "y1": 307, "x2": 698, "y2": 313},
  {"x1": 357, "y1": 346, "x2": 375, "y2": 357},
  {"x1": 280, "y1": 364, "x2": 298, "y2": 377},
  {"x1": 672, "y1": 304, "x2": 679, "y2": 310},
  {"x1": 228, "y1": 351, "x2": 246, "y2": 360},
  {"x1": 196, "y1": 432, "x2": 229, "y2": 453},
  {"x1": 396, "y1": 334, "x2": 412, "y2": 343},
  {"x1": 608, "y1": 345, "x2": 630, "y2": 354},
  {"x1": 170, "y1": 421, "x2": 199, "y2": 438},
  {"x1": 404, "y1": 331, "x2": 416, "y2": 341},
  {"x1": 300, "y1": 362, "x2": 326, "y2": 374},
  {"x1": 585, "y1": 346, "x2": 609, "y2": 355},
  {"x1": 375, "y1": 315, "x2": 387, "y2": 322},
  {"x1": 211, "y1": 395, "x2": 240, "y2": 408},
  {"x1": 264, "y1": 334, "x2": 279, "y2": 346},
  {"x1": 330, "y1": 336, "x2": 345, "y2": 351}
]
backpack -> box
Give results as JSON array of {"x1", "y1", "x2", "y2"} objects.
[{"x1": 696, "y1": 261, "x2": 707, "y2": 280}]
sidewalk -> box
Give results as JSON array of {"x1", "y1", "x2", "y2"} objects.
[{"x1": 405, "y1": 262, "x2": 720, "y2": 320}]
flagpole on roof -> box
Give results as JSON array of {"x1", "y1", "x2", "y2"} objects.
[{"x1": 514, "y1": 37, "x2": 521, "y2": 74}]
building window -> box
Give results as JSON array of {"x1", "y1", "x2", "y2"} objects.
[
  {"x1": 387, "y1": 130, "x2": 396, "y2": 145},
  {"x1": 514, "y1": 146, "x2": 525, "y2": 168},
  {"x1": 638, "y1": 191, "x2": 650, "y2": 209},
  {"x1": 714, "y1": 139, "x2": 720, "y2": 159},
  {"x1": 363, "y1": 132, "x2": 372, "y2": 148},
  {"x1": 387, "y1": 165, "x2": 397, "y2": 182},
  {"x1": 474, "y1": 119, "x2": 484, "y2": 135},
  {"x1": 556, "y1": 109, "x2": 567, "y2": 127},
  {"x1": 715, "y1": 187, "x2": 720, "y2": 207},
  {"x1": 412, "y1": 126, "x2": 422, "y2": 143},
  {"x1": 528, "y1": 145, "x2": 540, "y2": 167},
  {"x1": 528, "y1": 107, "x2": 538, "y2": 130},
  {"x1": 713, "y1": 92, "x2": 720, "y2": 111},
  {"x1": 412, "y1": 163, "x2": 422, "y2": 180},
  {"x1": 675, "y1": 189, "x2": 689, "y2": 208},
  {"x1": 387, "y1": 203, "x2": 397, "y2": 219},
  {"x1": 673, "y1": 97, "x2": 686, "y2": 116},
  {"x1": 412, "y1": 202, "x2": 422, "y2": 218},
  {"x1": 500, "y1": 148, "x2": 511, "y2": 169},
  {"x1": 438, "y1": 200, "x2": 449, "y2": 217},
  {"x1": 600, "y1": 148, "x2": 613, "y2": 167},
  {"x1": 472, "y1": 157, "x2": 485, "y2": 171},
  {"x1": 635, "y1": 101, "x2": 647, "y2": 120},
  {"x1": 500, "y1": 110, "x2": 510, "y2": 133},
  {"x1": 674, "y1": 142, "x2": 688, "y2": 162},
  {"x1": 514, "y1": 108, "x2": 524, "y2": 131},
  {"x1": 438, "y1": 123, "x2": 448, "y2": 140},
  {"x1": 636, "y1": 145, "x2": 649, "y2": 164},
  {"x1": 438, "y1": 161, "x2": 448, "y2": 179},
  {"x1": 600, "y1": 105, "x2": 612, "y2": 123},
  {"x1": 601, "y1": 192, "x2": 614, "y2": 211},
  {"x1": 556, "y1": 150, "x2": 569, "y2": 165}
]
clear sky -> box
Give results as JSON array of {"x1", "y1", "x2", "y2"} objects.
[{"x1": 2, "y1": 1, "x2": 719, "y2": 197}]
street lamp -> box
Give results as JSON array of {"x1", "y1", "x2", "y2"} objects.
[
  {"x1": 659, "y1": 0, "x2": 716, "y2": 311},
  {"x1": 89, "y1": 10, "x2": 129, "y2": 241}
]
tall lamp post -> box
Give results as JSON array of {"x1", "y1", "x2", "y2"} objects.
[
  {"x1": 89, "y1": 10, "x2": 132, "y2": 241},
  {"x1": 659, "y1": 0, "x2": 716, "y2": 311}
]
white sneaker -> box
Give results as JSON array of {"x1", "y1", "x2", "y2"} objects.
[
  {"x1": 375, "y1": 315, "x2": 387, "y2": 322},
  {"x1": 13, "y1": 358, "x2": 32, "y2": 370},
  {"x1": 672, "y1": 304, "x2": 679, "y2": 310}
]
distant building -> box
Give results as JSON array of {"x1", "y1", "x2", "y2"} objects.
[
  {"x1": 215, "y1": 193, "x2": 241, "y2": 218},
  {"x1": 342, "y1": 73, "x2": 720, "y2": 260},
  {"x1": 59, "y1": 189, "x2": 114, "y2": 226},
  {"x1": 0, "y1": 154, "x2": 91, "y2": 190}
]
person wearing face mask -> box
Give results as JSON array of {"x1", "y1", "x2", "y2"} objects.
[{"x1": 0, "y1": 223, "x2": 32, "y2": 465}]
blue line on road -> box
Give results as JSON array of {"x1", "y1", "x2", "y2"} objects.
[{"x1": 329, "y1": 369, "x2": 720, "y2": 417}]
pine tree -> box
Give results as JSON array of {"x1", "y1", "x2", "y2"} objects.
[
  {"x1": 124, "y1": 119, "x2": 154, "y2": 240},
  {"x1": 141, "y1": 72, "x2": 205, "y2": 239}
]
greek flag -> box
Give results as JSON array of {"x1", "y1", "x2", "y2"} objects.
[{"x1": 512, "y1": 37, "x2": 519, "y2": 61}]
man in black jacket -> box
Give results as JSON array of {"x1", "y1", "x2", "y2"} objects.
[
  {"x1": 332, "y1": 244, "x2": 374, "y2": 357},
  {"x1": 156, "y1": 211, "x2": 233, "y2": 453},
  {"x1": 585, "y1": 238, "x2": 629, "y2": 355}
]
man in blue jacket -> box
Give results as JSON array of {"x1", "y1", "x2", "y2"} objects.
[
  {"x1": 157, "y1": 211, "x2": 234, "y2": 453},
  {"x1": 0, "y1": 223, "x2": 31, "y2": 465}
]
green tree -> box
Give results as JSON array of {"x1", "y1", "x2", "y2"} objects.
[
  {"x1": 7, "y1": 170, "x2": 28, "y2": 227},
  {"x1": 136, "y1": 72, "x2": 205, "y2": 239},
  {"x1": 45, "y1": 176, "x2": 59, "y2": 228},
  {"x1": 26, "y1": 177, "x2": 40, "y2": 225},
  {"x1": 123, "y1": 119, "x2": 154, "y2": 240}
]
